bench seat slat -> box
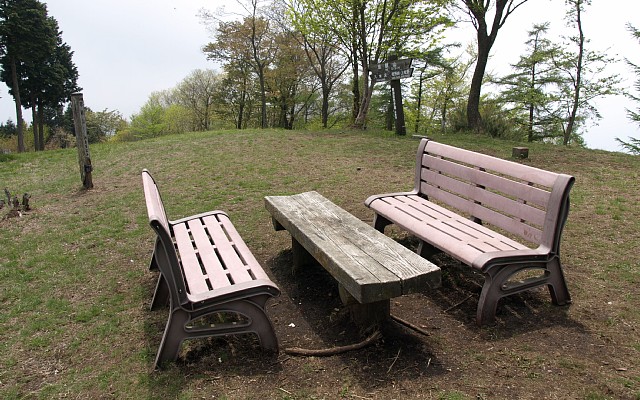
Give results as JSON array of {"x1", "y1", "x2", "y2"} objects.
[
  {"x1": 173, "y1": 223, "x2": 211, "y2": 295},
  {"x1": 185, "y1": 218, "x2": 233, "y2": 290},
  {"x1": 378, "y1": 195, "x2": 528, "y2": 266},
  {"x1": 217, "y1": 213, "x2": 270, "y2": 281},
  {"x1": 202, "y1": 215, "x2": 254, "y2": 285}
]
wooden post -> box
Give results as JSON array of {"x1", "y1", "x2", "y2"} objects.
[
  {"x1": 388, "y1": 54, "x2": 407, "y2": 136},
  {"x1": 71, "y1": 93, "x2": 93, "y2": 189}
]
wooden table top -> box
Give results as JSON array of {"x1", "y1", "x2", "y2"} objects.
[{"x1": 265, "y1": 191, "x2": 440, "y2": 304}]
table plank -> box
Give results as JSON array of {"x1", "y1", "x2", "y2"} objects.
[{"x1": 265, "y1": 191, "x2": 440, "y2": 303}]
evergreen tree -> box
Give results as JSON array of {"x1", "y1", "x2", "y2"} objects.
[
  {"x1": 0, "y1": 0, "x2": 79, "y2": 151},
  {"x1": 493, "y1": 23, "x2": 564, "y2": 142},
  {"x1": 618, "y1": 23, "x2": 640, "y2": 154}
]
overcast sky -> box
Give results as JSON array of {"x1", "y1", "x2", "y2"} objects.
[{"x1": 0, "y1": 0, "x2": 637, "y2": 152}]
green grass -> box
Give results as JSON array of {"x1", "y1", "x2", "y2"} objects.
[{"x1": 1, "y1": 128, "x2": 639, "y2": 398}]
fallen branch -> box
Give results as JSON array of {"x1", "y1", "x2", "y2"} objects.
[
  {"x1": 390, "y1": 314, "x2": 431, "y2": 337},
  {"x1": 284, "y1": 330, "x2": 381, "y2": 357},
  {"x1": 443, "y1": 294, "x2": 473, "y2": 313},
  {"x1": 387, "y1": 348, "x2": 401, "y2": 374}
]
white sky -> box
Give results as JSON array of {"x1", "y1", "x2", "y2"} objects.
[{"x1": 0, "y1": 0, "x2": 637, "y2": 152}]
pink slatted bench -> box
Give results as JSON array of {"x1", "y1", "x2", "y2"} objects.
[
  {"x1": 141, "y1": 169, "x2": 279, "y2": 369},
  {"x1": 365, "y1": 139, "x2": 575, "y2": 325}
]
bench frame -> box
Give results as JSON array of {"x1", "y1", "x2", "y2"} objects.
[
  {"x1": 142, "y1": 169, "x2": 279, "y2": 369},
  {"x1": 365, "y1": 140, "x2": 575, "y2": 325}
]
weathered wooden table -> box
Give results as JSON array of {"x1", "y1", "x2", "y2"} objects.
[{"x1": 265, "y1": 191, "x2": 441, "y2": 327}]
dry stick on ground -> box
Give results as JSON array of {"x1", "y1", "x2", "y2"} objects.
[
  {"x1": 387, "y1": 348, "x2": 401, "y2": 374},
  {"x1": 442, "y1": 294, "x2": 474, "y2": 313},
  {"x1": 390, "y1": 314, "x2": 432, "y2": 337},
  {"x1": 284, "y1": 330, "x2": 382, "y2": 356}
]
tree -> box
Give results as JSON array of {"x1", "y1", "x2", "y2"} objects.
[
  {"x1": 35, "y1": 21, "x2": 80, "y2": 149},
  {"x1": 0, "y1": 1, "x2": 79, "y2": 151},
  {"x1": 412, "y1": 52, "x2": 472, "y2": 134},
  {"x1": 174, "y1": 69, "x2": 222, "y2": 131},
  {"x1": 552, "y1": 0, "x2": 621, "y2": 145},
  {"x1": 280, "y1": 0, "x2": 349, "y2": 128},
  {"x1": 84, "y1": 109, "x2": 127, "y2": 143},
  {"x1": 458, "y1": 0, "x2": 531, "y2": 131},
  {"x1": 267, "y1": 30, "x2": 315, "y2": 129},
  {"x1": 615, "y1": 23, "x2": 640, "y2": 155},
  {"x1": 202, "y1": 1, "x2": 277, "y2": 129},
  {"x1": 349, "y1": 0, "x2": 451, "y2": 129},
  {"x1": 493, "y1": 23, "x2": 564, "y2": 142},
  {"x1": 0, "y1": 118, "x2": 15, "y2": 137},
  {"x1": 289, "y1": 0, "x2": 450, "y2": 130},
  {"x1": 0, "y1": 0, "x2": 53, "y2": 152}
]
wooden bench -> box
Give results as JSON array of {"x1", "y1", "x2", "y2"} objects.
[
  {"x1": 265, "y1": 191, "x2": 440, "y2": 328},
  {"x1": 141, "y1": 169, "x2": 280, "y2": 369},
  {"x1": 365, "y1": 139, "x2": 575, "y2": 325}
]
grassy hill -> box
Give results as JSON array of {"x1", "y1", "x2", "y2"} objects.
[{"x1": 1, "y1": 129, "x2": 638, "y2": 399}]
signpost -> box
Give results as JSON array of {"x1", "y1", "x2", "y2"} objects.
[
  {"x1": 369, "y1": 56, "x2": 413, "y2": 135},
  {"x1": 71, "y1": 93, "x2": 94, "y2": 189}
]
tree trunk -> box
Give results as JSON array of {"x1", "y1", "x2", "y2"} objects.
[
  {"x1": 350, "y1": 2, "x2": 360, "y2": 122},
  {"x1": 258, "y1": 66, "x2": 267, "y2": 128},
  {"x1": 564, "y1": 0, "x2": 584, "y2": 145},
  {"x1": 237, "y1": 75, "x2": 247, "y2": 129},
  {"x1": 467, "y1": 33, "x2": 491, "y2": 132},
  {"x1": 415, "y1": 70, "x2": 424, "y2": 134},
  {"x1": 386, "y1": 90, "x2": 394, "y2": 131},
  {"x1": 350, "y1": 53, "x2": 360, "y2": 122},
  {"x1": 465, "y1": 0, "x2": 517, "y2": 132},
  {"x1": 38, "y1": 102, "x2": 45, "y2": 150},
  {"x1": 31, "y1": 101, "x2": 39, "y2": 151},
  {"x1": 10, "y1": 56, "x2": 25, "y2": 153},
  {"x1": 321, "y1": 83, "x2": 330, "y2": 128}
]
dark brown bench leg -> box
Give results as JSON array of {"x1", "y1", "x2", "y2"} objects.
[
  {"x1": 150, "y1": 273, "x2": 169, "y2": 310},
  {"x1": 154, "y1": 298, "x2": 279, "y2": 369},
  {"x1": 417, "y1": 240, "x2": 440, "y2": 258},
  {"x1": 372, "y1": 214, "x2": 392, "y2": 233},
  {"x1": 154, "y1": 308, "x2": 189, "y2": 369},
  {"x1": 476, "y1": 257, "x2": 572, "y2": 325},
  {"x1": 545, "y1": 257, "x2": 571, "y2": 305}
]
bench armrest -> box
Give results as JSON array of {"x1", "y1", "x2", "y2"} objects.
[
  {"x1": 365, "y1": 190, "x2": 418, "y2": 207},
  {"x1": 185, "y1": 279, "x2": 280, "y2": 305},
  {"x1": 471, "y1": 246, "x2": 552, "y2": 272}
]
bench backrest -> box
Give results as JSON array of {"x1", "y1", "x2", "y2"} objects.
[
  {"x1": 414, "y1": 140, "x2": 574, "y2": 251},
  {"x1": 141, "y1": 169, "x2": 189, "y2": 306}
]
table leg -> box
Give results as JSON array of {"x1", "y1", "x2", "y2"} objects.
[
  {"x1": 292, "y1": 237, "x2": 314, "y2": 273},
  {"x1": 339, "y1": 285, "x2": 390, "y2": 330}
]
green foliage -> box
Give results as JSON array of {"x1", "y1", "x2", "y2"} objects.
[
  {"x1": 85, "y1": 109, "x2": 127, "y2": 143},
  {"x1": 0, "y1": 119, "x2": 16, "y2": 137},
  {"x1": 117, "y1": 97, "x2": 166, "y2": 141},
  {"x1": 492, "y1": 23, "x2": 565, "y2": 142},
  {"x1": 0, "y1": 0, "x2": 79, "y2": 152},
  {"x1": 619, "y1": 23, "x2": 640, "y2": 153},
  {"x1": 616, "y1": 137, "x2": 640, "y2": 155}
]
